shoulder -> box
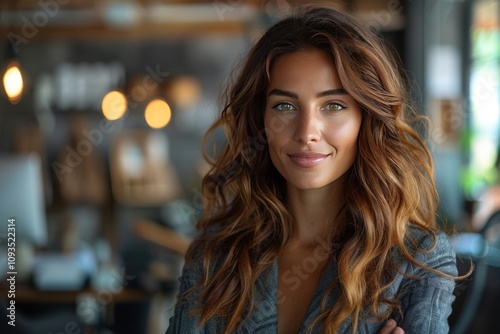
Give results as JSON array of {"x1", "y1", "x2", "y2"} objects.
[
  {"x1": 182, "y1": 228, "x2": 224, "y2": 280},
  {"x1": 387, "y1": 227, "x2": 459, "y2": 333},
  {"x1": 183, "y1": 235, "x2": 207, "y2": 275},
  {"x1": 405, "y1": 225, "x2": 454, "y2": 251},
  {"x1": 405, "y1": 226, "x2": 456, "y2": 271}
]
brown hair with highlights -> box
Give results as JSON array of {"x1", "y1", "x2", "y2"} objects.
[{"x1": 183, "y1": 4, "x2": 453, "y2": 333}]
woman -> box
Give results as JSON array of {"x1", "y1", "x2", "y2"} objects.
[{"x1": 167, "y1": 4, "x2": 458, "y2": 334}]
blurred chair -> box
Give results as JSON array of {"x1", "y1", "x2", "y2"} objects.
[
  {"x1": 131, "y1": 218, "x2": 191, "y2": 334},
  {"x1": 450, "y1": 210, "x2": 500, "y2": 334},
  {"x1": 132, "y1": 218, "x2": 191, "y2": 256}
]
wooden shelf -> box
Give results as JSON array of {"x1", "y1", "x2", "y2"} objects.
[
  {"x1": 1, "y1": 286, "x2": 147, "y2": 303},
  {"x1": 0, "y1": 21, "x2": 255, "y2": 41}
]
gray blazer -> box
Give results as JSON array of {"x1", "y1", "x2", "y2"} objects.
[{"x1": 166, "y1": 228, "x2": 457, "y2": 333}]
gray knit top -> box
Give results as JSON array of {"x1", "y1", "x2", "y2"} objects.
[{"x1": 166, "y1": 228, "x2": 457, "y2": 334}]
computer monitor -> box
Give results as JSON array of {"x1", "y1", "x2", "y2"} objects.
[{"x1": 0, "y1": 153, "x2": 48, "y2": 247}]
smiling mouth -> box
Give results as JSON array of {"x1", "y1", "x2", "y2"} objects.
[{"x1": 288, "y1": 152, "x2": 330, "y2": 168}]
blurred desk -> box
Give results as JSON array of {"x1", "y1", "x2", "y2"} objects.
[
  {"x1": 3, "y1": 286, "x2": 147, "y2": 303},
  {"x1": 0, "y1": 285, "x2": 149, "y2": 334}
]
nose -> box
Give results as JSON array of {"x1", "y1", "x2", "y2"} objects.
[{"x1": 293, "y1": 109, "x2": 321, "y2": 144}]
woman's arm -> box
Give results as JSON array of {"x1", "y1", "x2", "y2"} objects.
[
  {"x1": 393, "y1": 231, "x2": 458, "y2": 334},
  {"x1": 166, "y1": 259, "x2": 204, "y2": 334},
  {"x1": 378, "y1": 320, "x2": 405, "y2": 334}
]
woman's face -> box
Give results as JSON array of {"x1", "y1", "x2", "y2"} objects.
[{"x1": 264, "y1": 49, "x2": 362, "y2": 191}]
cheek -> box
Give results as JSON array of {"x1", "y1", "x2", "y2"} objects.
[
  {"x1": 264, "y1": 113, "x2": 278, "y2": 156},
  {"x1": 346, "y1": 126, "x2": 361, "y2": 147},
  {"x1": 264, "y1": 112, "x2": 290, "y2": 150},
  {"x1": 265, "y1": 139, "x2": 283, "y2": 173},
  {"x1": 326, "y1": 121, "x2": 361, "y2": 148},
  {"x1": 345, "y1": 125, "x2": 361, "y2": 161},
  {"x1": 266, "y1": 137, "x2": 282, "y2": 163},
  {"x1": 263, "y1": 111, "x2": 273, "y2": 140},
  {"x1": 264, "y1": 118, "x2": 284, "y2": 169},
  {"x1": 265, "y1": 113, "x2": 285, "y2": 143}
]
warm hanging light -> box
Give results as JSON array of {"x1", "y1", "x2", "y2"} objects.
[
  {"x1": 165, "y1": 76, "x2": 201, "y2": 109},
  {"x1": 144, "y1": 98, "x2": 171, "y2": 129},
  {"x1": 2, "y1": 60, "x2": 24, "y2": 104},
  {"x1": 3, "y1": 2, "x2": 25, "y2": 105},
  {"x1": 102, "y1": 90, "x2": 127, "y2": 120}
]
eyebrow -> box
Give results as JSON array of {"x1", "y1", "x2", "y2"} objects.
[{"x1": 267, "y1": 88, "x2": 348, "y2": 98}]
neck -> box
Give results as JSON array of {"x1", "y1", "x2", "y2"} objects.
[{"x1": 286, "y1": 176, "x2": 347, "y2": 246}]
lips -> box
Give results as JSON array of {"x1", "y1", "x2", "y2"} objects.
[{"x1": 288, "y1": 152, "x2": 330, "y2": 168}]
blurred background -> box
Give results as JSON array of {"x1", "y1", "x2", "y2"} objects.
[{"x1": 0, "y1": 0, "x2": 499, "y2": 333}]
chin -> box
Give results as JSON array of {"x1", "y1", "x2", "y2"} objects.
[{"x1": 288, "y1": 180, "x2": 334, "y2": 190}]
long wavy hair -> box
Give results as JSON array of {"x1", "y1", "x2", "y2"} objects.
[{"x1": 184, "y1": 4, "x2": 447, "y2": 333}]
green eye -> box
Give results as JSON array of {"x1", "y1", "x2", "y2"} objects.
[
  {"x1": 273, "y1": 103, "x2": 295, "y2": 112},
  {"x1": 325, "y1": 103, "x2": 345, "y2": 112}
]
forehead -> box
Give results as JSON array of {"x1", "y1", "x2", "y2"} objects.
[{"x1": 267, "y1": 49, "x2": 342, "y2": 92}]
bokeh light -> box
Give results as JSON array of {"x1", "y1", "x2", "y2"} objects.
[
  {"x1": 165, "y1": 76, "x2": 201, "y2": 109},
  {"x1": 3, "y1": 63, "x2": 24, "y2": 104},
  {"x1": 102, "y1": 90, "x2": 127, "y2": 120},
  {"x1": 144, "y1": 99, "x2": 171, "y2": 129}
]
